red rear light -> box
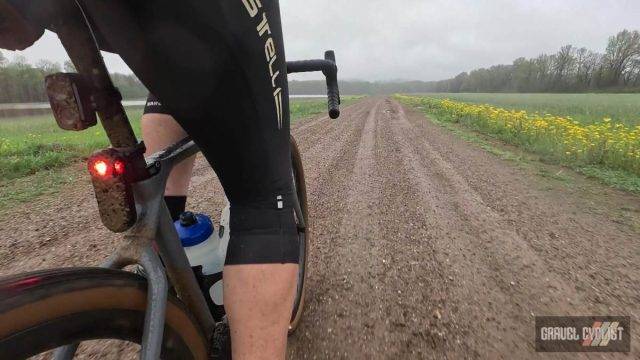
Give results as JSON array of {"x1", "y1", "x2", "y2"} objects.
[
  {"x1": 88, "y1": 157, "x2": 126, "y2": 178},
  {"x1": 113, "y1": 160, "x2": 126, "y2": 176},
  {"x1": 87, "y1": 147, "x2": 141, "y2": 233},
  {"x1": 93, "y1": 160, "x2": 110, "y2": 177}
]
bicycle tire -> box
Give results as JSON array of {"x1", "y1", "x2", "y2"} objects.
[
  {"x1": 288, "y1": 135, "x2": 309, "y2": 334},
  {"x1": 0, "y1": 267, "x2": 209, "y2": 359}
]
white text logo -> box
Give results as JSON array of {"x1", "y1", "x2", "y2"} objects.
[{"x1": 242, "y1": 0, "x2": 284, "y2": 129}]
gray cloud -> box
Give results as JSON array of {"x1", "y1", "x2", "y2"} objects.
[{"x1": 5, "y1": 0, "x2": 640, "y2": 81}]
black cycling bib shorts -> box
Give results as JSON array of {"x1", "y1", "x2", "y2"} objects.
[{"x1": 81, "y1": 0, "x2": 299, "y2": 265}]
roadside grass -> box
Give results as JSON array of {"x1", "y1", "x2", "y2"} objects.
[
  {"x1": 0, "y1": 97, "x2": 362, "y2": 213},
  {"x1": 0, "y1": 109, "x2": 144, "y2": 181},
  {"x1": 289, "y1": 96, "x2": 363, "y2": 123},
  {"x1": 290, "y1": 98, "x2": 336, "y2": 122},
  {"x1": 423, "y1": 93, "x2": 640, "y2": 127},
  {"x1": 397, "y1": 95, "x2": 640, "y2": 194}
]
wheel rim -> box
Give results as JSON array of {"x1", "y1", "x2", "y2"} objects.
[
  {"x1": 290, "y1": 164, "x2": 307, "y2": 325},
  {"x1": 287, "y1": 135, "x2": 309, "y2": 333}
]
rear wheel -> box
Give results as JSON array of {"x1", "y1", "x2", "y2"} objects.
[
  {"x1": 288, "y1": 135, "x2": 309, "y2": 333},
  {"x1": 0, "y1": 268, "x2": 209, "y2": 359}
]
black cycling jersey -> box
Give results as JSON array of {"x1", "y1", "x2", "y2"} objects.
[{"x1": 84, "y1": 0, "x2": 298, "y2": 265}]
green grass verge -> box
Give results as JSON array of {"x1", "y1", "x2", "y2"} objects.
[
  {"x1": 0, "y1": 109, "x2": 145, "y2": 181},
  {"x1": 290, "y1": 96, "x2": 363, "y2": 123},
  {"x1": 576, "y1": 166, "x2": 640, "y2": 193},
  {"x1": 423, "y1": 93, "x2": 640, "y2": 127},
  {"x1": 0, "y1": 97, "x2": 363, "y2": 213},
  {"x1": 397, "y1": 95, "x2": 640, "y2": 194}
]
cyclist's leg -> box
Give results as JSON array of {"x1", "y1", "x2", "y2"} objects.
[
  {"x1": 141, "y1": 94, "x2": 196, "y2": 221},
  {"x1": 224, "y1": 264, "x2": 297, "y2": 358},
  {"x1": 83, "y1": 2, "x2": 298, "y2": 358}
]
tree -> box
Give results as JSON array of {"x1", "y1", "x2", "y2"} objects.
[
  {"x1": 12, "y1": 55, "x2": 27, "y2": 65},
  {"x1": 603, "y1": 29, "x2": 640, "y2": 86},
  {"x1": 63, "y1": 60, "x2": 76, "y2": 72},
  {"x1": 448, "y1": 72, "x2": 468, "y2": 93},
  {"x1": 624, "y1": 57, "x2": 640, "y2": 86},
  {"x1": 512, "y1": 57, "x2": 535, "y2": 92},
  {"x1": 552, "y1": 45, "x2": 576, "y2": 90},
  {"x1": 0, "y1": 57, "x2": 147, "y2": 103},
  {"x1": 532, "y1": 54, "x2": 554, "y2": 91},
  {"x1": 575, "y1": 48, "x2": 600, "y2": 90},
  {"x1": 36, "y1": 59, "x2": 62, "y2": 74},
  {"x1": 111, "y1": 73, "x2": 148, "y2": 99},
  {"x1": 420, "y1": 29, "x2": 640, "y2": 93}
]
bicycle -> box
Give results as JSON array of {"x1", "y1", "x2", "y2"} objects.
[{"x1": 0, "y1": 1, "x2": 340, "y2": 359}]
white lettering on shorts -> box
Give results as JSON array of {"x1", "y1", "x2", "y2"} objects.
[{"x1": 241, "y1": 0, "x2": 283, "y2": 129}]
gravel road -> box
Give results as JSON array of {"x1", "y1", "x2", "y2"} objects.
[{"x1": 1, "y1": 97, "x2": 638, "y2": 359}]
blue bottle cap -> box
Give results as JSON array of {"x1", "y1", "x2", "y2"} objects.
[{"x1": 174, "y1": 212, "x2": 214, "y2": 247}]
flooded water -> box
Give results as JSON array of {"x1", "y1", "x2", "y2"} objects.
[{"x1": 0, "y1": 95, "x2": 326, "y2": 118}]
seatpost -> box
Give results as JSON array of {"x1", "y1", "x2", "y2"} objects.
[{"x1": 50, "y1": 1, "x2": 141, "y2": 151}]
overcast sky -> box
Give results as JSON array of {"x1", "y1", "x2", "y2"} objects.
[{"x1": 4, "y1": 0, "x2": 640, "y2": 81}]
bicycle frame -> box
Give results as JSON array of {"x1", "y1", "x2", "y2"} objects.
[
  {"x1": 55, "y1": 138, "x2": 214, "y2": 360},
  {"x1": 46, "y1": 3, "x2": 215, "y2": 359}
]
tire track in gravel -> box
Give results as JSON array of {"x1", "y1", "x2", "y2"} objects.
[
  {"x1": 291, "y1": 100, "x2": 385, "y2": 359},
  {"x1": 290, "y1": 98, "x2": 465, "y2": 359},
  {"x1": 370, "y1": 101, "x2": 472, "y2": 359},
  {"x1": 287, "y1": 98, "x2": 379, "y2": 359},
  {"x1": 290, "y1": 99, "x2": 364, "y2": 139},
  {"x1": 292, "y1": 100, "x2": 371, "y2": 156}
]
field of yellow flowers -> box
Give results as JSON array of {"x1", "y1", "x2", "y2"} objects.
[{"x1": 397, "y1": 95, "x2": 640, "y2": 177}]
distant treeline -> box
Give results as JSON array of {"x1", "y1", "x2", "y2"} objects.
[
  {"x1": 0, "y1": 50, "x2": 388, "y2": 102},
  {"x1": 0, "y1": 53, "x2": 147, "y2": 103},
  {"x1": 289, "y1": 80, "x2": 441, "y2": 95},
  {"x1": 5, "y1": 29, "x2": 639, "y2": 101},
  {"x1": 426, "y1": 29, "x2": 640, "y2": 93}
]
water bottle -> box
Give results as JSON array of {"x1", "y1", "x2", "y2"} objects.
[{"x1": 175, "y1": 205, "x2": 230, "y2": 321}]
